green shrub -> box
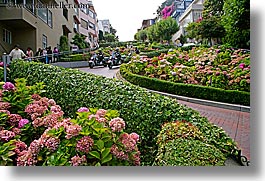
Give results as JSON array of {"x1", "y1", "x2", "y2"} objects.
[
  {"x1": 140, "y1": 49, "x2": 169, "y2": 58},
  {"x1": 153, "y1": 138, "x2": 226, "y2": 166},
  {"x1": 9, "y1": 60, "x2": 239, "y2": 165},
  {"x1": 156, "y1": 120, "x2": 205, "y2": 146},
  {"x1": 120, "y1": 64, "x2": 250, "y2": 106},
  {"x1": 69, "y1": 54, "x2": 84, "y2": 61}
]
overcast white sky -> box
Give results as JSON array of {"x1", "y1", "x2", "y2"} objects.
[{"x1": 92, "y1": 0, "x2": 166, "y2": 42}]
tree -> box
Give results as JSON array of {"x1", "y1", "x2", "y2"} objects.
[
  {"x1": 71, "y1": 34, "x2": 88, "y2": 49},
  {"x1": 199, "y1": 16, "x2": 225, "y2": 45},
  {"x1": 135, "y1": 29, "x2": 148, "y2": 42},
  {"x1": 222, "y1": 0, "x2": 250, "y2": 49},
  {"x1": 59, "y1": 35, "x2": 69, "y2": 52},
  {"x1": 200, "y1": 0, "x2": 225, "y2": 45},
  {"x1": 154, "y1": 17, "x2": 179, "y2": 43},
  {"x1": 146, "y1": 25, "x2": 158, "y2": 42},
  {"x1": 104, "y1": 33, "x2": 117, "y2": 43},
  {"x1": 186, "y1": 22, "x2": 201, "y2": 40},
  {"x1": 203, "y1": 0, "x2": 225, "y2": 18}
]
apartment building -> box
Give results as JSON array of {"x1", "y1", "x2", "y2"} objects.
[
  {"x1": 172, "y1": 0, "x2": 204, "y2": 43},
  {"x1": 0, "y1": 0, "x2": 99, "y2": 55},
  {"x1": 98, "y1": 19, "x2": 110, "y2": 35},
  {"x1": 140, "y1": 19, "x2": 156, "y2": 30},
  {"x1": 75, "y1": 0, "x2": 99, "y2": 48}
]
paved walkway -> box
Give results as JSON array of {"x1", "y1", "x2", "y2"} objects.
[{"x1": 177, "y1": 100, "x2": 250, "y2": 161}]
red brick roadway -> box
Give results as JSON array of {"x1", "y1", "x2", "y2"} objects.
[{"x1": 177, "y1": 100, "x2": 250, "y2": 161}]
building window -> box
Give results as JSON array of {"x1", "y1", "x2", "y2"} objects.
[
  {"x1": 74, "y1": 22, "x2": 79, "y2": 32},
  {"x1": 42, "y1": 34, "x2": 47, "y2": 49},
  {"x1": 25, "y1": 0, "x2": 34, "y2": 14},
  {"x1": 81, "y1": 19, "x2": 88, "y2": 29},
  {"x1": 37, "y1": 1, "x2": 52, "y2": 27},
  {"x1": 88, "y1": 10, "x2": 95, "y2": 19},
  {"x1": 3, "y1": 28, "x2": 12, "y2": 44},
  {"x1": 63, "y1": 7, "x2": 68, "y2": 20},
  {"x1": 48, "y1": 10, "x2": 52, "y2": 27},
  {"x1": 81, "y1": 7, "x2": 88, "y2": 14},
  {"x1": 88, "y1": 21, "x2": 95, "y2": 30}
]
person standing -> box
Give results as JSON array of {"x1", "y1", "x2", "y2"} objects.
[
  {"x1": 47, "y1": 46, "x2": 53, "y2": 64},
  {"x1": 53, "y1": 47, "x2": 59, "y2": 63},
  {"x1": 26, "y1": 47, "x2": 34, "y2": 62},
  {"x1": 35, "y1": 48, "x2": 43, "y2": 62},
  {"x1": 42, "y1": 48, "x2": 47, "y2": 64},
  {"x1": 9, "y1": 44, "x2": 27, "y2": 60}
]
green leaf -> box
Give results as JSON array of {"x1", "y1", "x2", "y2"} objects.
[
  {"x1": 96, "y1": 140, "x2": 104, "y2": 150},
  {"x1": 95, "y1": 162, "x2": 101, "y2": 166},
  {"x1": 88, "y1": 151, "x2": 101, "y2": 160},
  {"x1": 101, "y1": 148, "x2": 111, "y2": 159},
  {"x1": 101, "y1": 154, "x2": 112, "y2": 164}
]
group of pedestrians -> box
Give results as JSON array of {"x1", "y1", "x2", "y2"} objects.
[{"x1": 8, "y1": 44, "x2": 59, "y2": 64}]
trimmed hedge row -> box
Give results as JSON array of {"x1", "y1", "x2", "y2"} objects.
[
  {"x1": 120, "y1": 64, "x2": 250, "y2": 106},
  {"x1": 154, "y1": 139, "x2": 226, "y2": 166},
  {"x1": 139, "y1": 49, "x2": 169, "y2": 58},
  {"x1": 9, "y1": 60, "x2": 239, "y2": 165},
  {"x1": 138, "y1": 45, "x2": 200, "y2": 58}
]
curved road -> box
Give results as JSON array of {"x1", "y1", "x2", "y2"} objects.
[{"x1": 78, "y1": 66, "x2": 250, "y2": 161}]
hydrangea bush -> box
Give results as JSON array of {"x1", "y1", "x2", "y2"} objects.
[
  {"x1": 126, "y1": 46, "x2": 250, "y2": 92},
  {"x1": 0, "y1": 79, "x2": 140, "y2": 166}
]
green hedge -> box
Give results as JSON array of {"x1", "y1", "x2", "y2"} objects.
[
  {"x1": 9, "y1": 60, "x2": 239, "y2": 165},
  {"x1": 154, "y1": 139, "x2": 226, "y2": 166},
  {"x1": 120, "y1": 64, "x2": 250, "y2": 106},
  {"x1": 140, "y1": 49, "x2": 170, "y2": 58}
]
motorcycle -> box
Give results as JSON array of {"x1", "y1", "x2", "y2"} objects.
[
  {"x1": 107, "y1": 52, "x2": 124, "y2": 69},
  {"x1": 88, "y1": 53, "x2": 108, "y2": 68}
]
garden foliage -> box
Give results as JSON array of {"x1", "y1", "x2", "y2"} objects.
[
  {"x1": 120, "y1": 45, "x2": 250, "y2": 105},
  {"x1": 9, "y1": 60, "x2": 239, "y2": 165},
  {"x1": 0, "y1": 79, "x2": 140, "y2": 166}
]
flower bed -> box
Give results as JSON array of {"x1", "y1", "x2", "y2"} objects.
[
  {"x1": 0, "y1": 79, "x2": 140, "y2": 166},
  {"x1": 127, "y1": 46, "x2": 250, "y2": 92},
  {"x1": 9, "y1": 60, "x2": 240, "y2": 165},
  {"x1": 120, "y1": 45, "x2": 250, "y2": 106}
]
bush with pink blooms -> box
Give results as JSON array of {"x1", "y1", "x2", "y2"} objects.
[
  {"x1": 0, "y1": 79, "x2": 140, "y2": 166},
  {"x1": 126, "y1": 46, "x2": 250, "y2": 92}
]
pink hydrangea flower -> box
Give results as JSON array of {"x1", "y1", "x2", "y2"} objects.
[
  {"x1": 76, "y1": 136, "x2": 94, "y2": 153},
  {"x1": 110, "y1": 144, "x2": 129, "y2": 161},
  {"x1": 0, "y1": 102, "x2": 11, "y2": 110},
  {"x1": 130, "y1": 133, "x2": 140, "y2": 142},
  {"x1": 18, "y1": 119, "x2": 30, "y2": 128},
  {"x1": 65, "y1": 124, "x2": 82, "y2": 139},
  {"x1": 96, "y1": 109, "x2": 107, "y2": 117},
  {"x1": 14, "y1": 141, "x2": 28, "y2": 156},
  {"x1": 77, "y1": 107, "x2": 89, "y2": 113},
  {"x1": 109, "y1": 117, "x2": 126, "y2": 132},
  {"x1": 70, "y1": 155, "x2": 87, "y2": 166},
  {"x1": 239, "y1": 63, "x2": 245, "y2": 69},
  {"x1": 2, "y1": 82, "x2": 15, "y2": 91},
  {"x1": 0, "y1": 130, "x2": 16, "y2": 141},
  {"x1": 45, "y1": 137, "x2": 60, "y2": 152}
]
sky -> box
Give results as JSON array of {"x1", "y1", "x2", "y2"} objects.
[{"x1": 92, "y1": 0, "x2": 166, "y2": 42}]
